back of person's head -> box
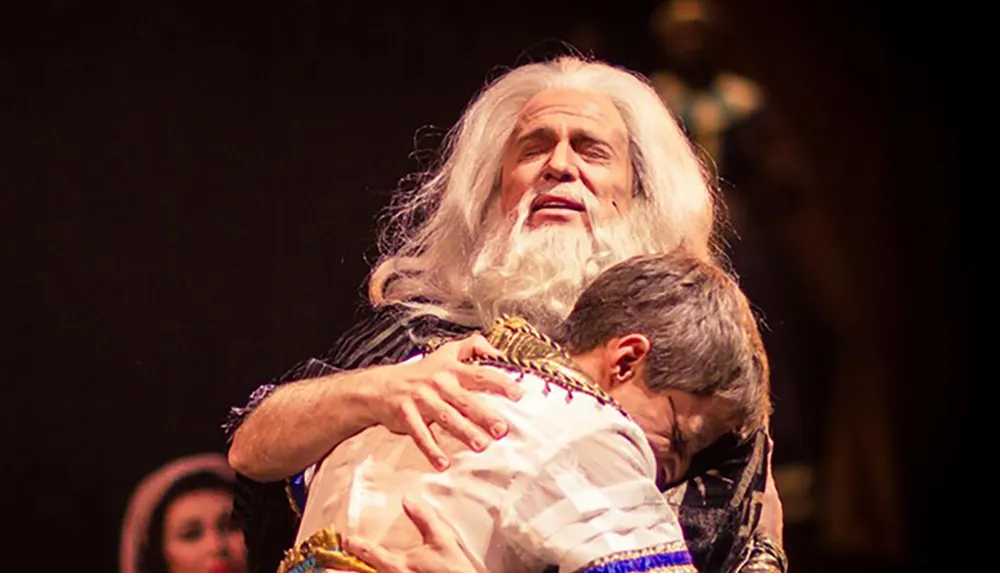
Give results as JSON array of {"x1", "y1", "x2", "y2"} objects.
[{"x1": 555, "y1": 250, "x2": 770, "y2": 438}]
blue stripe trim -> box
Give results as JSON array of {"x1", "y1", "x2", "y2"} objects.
[{"x1": 579, "y1": 551, "x2": 692, "y2": 573}]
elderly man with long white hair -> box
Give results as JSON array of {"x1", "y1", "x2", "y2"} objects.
[{"x1": 226, "y1": 56, "x2": 785, "y2": 573}]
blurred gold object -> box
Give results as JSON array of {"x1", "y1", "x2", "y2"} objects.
[
  {"x1": 654, "y1": 0, "x2": 713, "y2": 29},
  {"x1": 739, "y1": 533, "x2": 788, "y2": 573},
  {"x1": 277, "y1": 527, "x2": 376, "y2": 573}
]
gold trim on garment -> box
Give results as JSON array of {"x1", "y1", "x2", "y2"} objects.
[
  {"x1": 429, "y1": 314, "x2": 627, "y2": 418},
  {"x1": 277, "y1": 527, "x2": 376, "y2": 573},
  {"x1": 573, "y1": 540, "x2": 699, "y2": 573},
  {"x1": 285, "y1": 479, "x2": 303, "y2": 519},
  {"x1": 733, "y1": 533, "x2": 788, "y2": 573}
]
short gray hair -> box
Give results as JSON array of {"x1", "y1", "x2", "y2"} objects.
[{"x1": 554, "y1": 251, "x2": 770, "y2": 439}]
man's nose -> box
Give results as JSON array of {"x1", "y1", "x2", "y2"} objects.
[{"x1": 543, "y1": 141, "x2": 578, "y2": 182}]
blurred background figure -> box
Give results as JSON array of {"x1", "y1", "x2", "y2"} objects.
[
  {"x1": 646, "y1": 0, "x2": 903, "y2": 567},
  {"x1": 649, "y1": 0, "x2": 758, "y2": 174},
  {"x1": 120, "y1": 453, "x2": 246, "y2": 573}
]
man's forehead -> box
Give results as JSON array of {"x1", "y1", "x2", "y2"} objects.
[{"x1": 514, "y1": 89, "x2": 628, "y2": 139}]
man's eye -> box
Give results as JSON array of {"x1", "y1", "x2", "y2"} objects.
[{"x1": 582, "y1": 146, "x2": 610, "y2": 160}]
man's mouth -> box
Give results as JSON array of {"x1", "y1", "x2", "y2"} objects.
[{"x1": 530, "y1": 194, "x2": 586, "y2": 214}]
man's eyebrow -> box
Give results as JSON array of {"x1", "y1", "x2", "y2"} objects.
[
  {"x1": 571, "y1": 130, "x2": 613, "y2": 144},
  {"x1": 515, "y1": 126, "x2": 556, "y2": 145}
]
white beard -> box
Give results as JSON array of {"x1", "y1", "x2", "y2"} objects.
[{"x1": 467, "y1": 184, "x2": 650, "y2": 333}]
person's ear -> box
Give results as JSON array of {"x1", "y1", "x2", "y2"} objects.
[{"x1": 608, "y1": 333, "x2": 651, "y2": 388}]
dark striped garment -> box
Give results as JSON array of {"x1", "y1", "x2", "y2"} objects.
[{"x1": 224, "y1": 305, "x2": 768, "y2": 573}]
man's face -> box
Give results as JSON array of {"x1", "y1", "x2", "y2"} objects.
[
  {"x1": 498, "y1": 89, "x2": 634, "y2": 231},
  {"x1": 612, "y1": 382, "x2": 730, "y2": 486}
]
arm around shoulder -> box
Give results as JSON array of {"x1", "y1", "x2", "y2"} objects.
[{"x1": 228, "y1": 366, "x2": 388, "y2": 482}]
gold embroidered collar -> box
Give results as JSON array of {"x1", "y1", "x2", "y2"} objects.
[{"x1": 432, "y1": 314, "x2": 624, "y2": 415}]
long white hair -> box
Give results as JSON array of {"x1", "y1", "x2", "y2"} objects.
[{"x1": 369, "y1": 56, "x2": 718, "y2": 331}]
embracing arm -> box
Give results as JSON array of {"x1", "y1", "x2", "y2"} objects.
[
  {"x1": 735, "y1": 435, "x2": 787, "y2": 573},
  {"x1": 228, "y1": 334, "x2": 523, "y2": 483},
  {"x1": 228, "y1": 367, "x2": 385, "y2": 482}
]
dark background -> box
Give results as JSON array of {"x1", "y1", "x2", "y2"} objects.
[{"x1": 2, "y1": 1, "x2": 967, "y2": 571}]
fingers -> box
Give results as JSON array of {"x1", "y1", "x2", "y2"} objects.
[
  {"x1": 451, "y1": 333, "x2": 501, "y2": 361},
  {"x1": 399, "y1": 402, "x2": 450, "y2": 471},
  {"x1": 437, "y1": 375, "x2": 513, "y2": 440},
  {"x1": 402, "y1": 496, "x2": 450, "y2": 547},
  {"x1": 456, "y1": 363, "x2": 525, "y2": 402},
  {"x1": 396, "y1": 333, "x2": 521, "y2": 464},
  {"x1": 415, "y1": 391, "x2": 492, "y2": 453},
  {"x1": 343, "y1": 537, "x2": 404, "y2": 573}
]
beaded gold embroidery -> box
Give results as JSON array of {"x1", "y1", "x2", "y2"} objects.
[
  {"x1": 456, "y1": 314, "x2": 627, "y2": 417},
  {"x1": 277, "y1": 527, "x2": 376, "y2": 573}
]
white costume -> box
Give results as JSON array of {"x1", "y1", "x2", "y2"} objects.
[{"x1": 279, "y1": 317, "x2": 696, "y2": 573}]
